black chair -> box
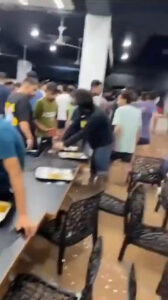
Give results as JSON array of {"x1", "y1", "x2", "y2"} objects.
[
  {"x1": 128, "y1": 156, "x2": 163, "y2": 192},
  {"x1": 39, "y1": 195, "x2": 99, "y2": 275},
  {"x1": 155, "y1": 177, "x2": 168, "y2": 228},
  {"x1": 118, "y1": 184, "x2": 168, "y2": 261},
  {"x1": 99, "y1": 193, "x2": 125, "y2": 217},
  {"x1": 156, "y1": 262, "x2": 168, "y2": 300},
  {"x1": 128, "y1": 264, "x2": 137, "y2": 300},
  {"x1": 3, "y1": 237, "x2": 102, "y2": 300}
]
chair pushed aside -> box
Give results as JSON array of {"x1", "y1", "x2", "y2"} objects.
[
  {"x1": 3, "y1": 237, "x2": 103, "y2": 300},
  {"x1": 118, "y1": 183, "x2": 168, "y2": 262},
  {"x1": 128, "y1": 156, "x2": 163, "y2": 192},
  {"x1": 39, "y1": 195, "x2": 100, "y2": 275},
  {"x1": 156, "y1": 261, "x2": 168, "y2": 300},
  {"x1": 99, "y1": 193, "x2": 125, "y2": 217}
]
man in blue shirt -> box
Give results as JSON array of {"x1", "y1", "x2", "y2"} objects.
[{"x1": 0, "y1": 119, "x2": 36, "y2": 238}]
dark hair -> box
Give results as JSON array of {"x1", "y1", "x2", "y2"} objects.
[
  {"x1": 46, "y1": 82, "x2": 58, "y2": 94},
  {"x1": 121, "y1": 89, "x2": 137, "y2": 104},
  {"x1": 75, "y1": 89, "x2": 94, "y2": 111},
  {"x1": 27, "y1": 71, "x2": 38, "y2": 79},
  {"x1": 149, "y1": 91, "x2": 157, "y2": 100},
  {"x1": 141, "y1": 91, "x2": 148, "y2": 101},
  {"x1": 91, "y1": 80, "x2": 102, "y2": 88},
  {"x1": 23, "y1": 77, "x2": 39, "y2": 85},
  {"x1": 40, "y1": 79, "x2": 50, "y2": 87},
  {"x1": 14, "y1": 82, "x2": 21, "y2": 88}
]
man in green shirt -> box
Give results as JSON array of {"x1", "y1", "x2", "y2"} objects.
[{"x1": 34, "y1": 82, "x2": 57, "y2": 137}]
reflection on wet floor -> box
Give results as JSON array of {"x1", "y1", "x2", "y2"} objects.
[{"x1": 3, "y1": 134, "x2": 168, "y2": 300}]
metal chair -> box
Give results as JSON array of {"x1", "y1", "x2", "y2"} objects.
[
  {"x1": 128, "y1": 264, "x2": 137, "y2": 300},
  {"x1": 155, "y1": 176, "x2": 168, "y2": 228},
  {"x1": 118, "y1": 183, "x2": 168, "y2": 262},
  {"x1": 156, "y1": 261, "x2": 168, "y2": 300},
  {"x1": 39, "y1": 195, "x2": 100, "y2": 275},
  {"x1": 3, "y1": 237, "x2": 102, "y2": 300},
  {"x1": 128, "y1": 156, "x2": 163, "y2": 192}
]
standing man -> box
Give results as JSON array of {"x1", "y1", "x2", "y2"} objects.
[
  {"x1": 0, "y1": 119, "x2": 36, "y2": 237},
  {"x1": 0, "y1": 72, "x2": 11, "y2": 115},
  {"x1": 34, "y1": 82, "x2": 58, "y2": 138},
  {"x1": 112, "y1": 90, "x2": 142, "y2": 163},
  {"x1": 56, "y1": 85, "x2": 72, "y2": 130},
  {"x1": 6, "y1": 77, "x2": 38, "y2": 149}
]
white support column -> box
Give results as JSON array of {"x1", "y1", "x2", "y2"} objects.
[
  {"x1": 16, "y1": 59, "x2": 32, "y2": 82},
  {"x1": 78, "y1": 14, "x2": 112, "y2": 90}
]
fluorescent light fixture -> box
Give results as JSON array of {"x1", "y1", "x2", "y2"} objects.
[
  {"x1": 121, "y1": 53, "x2": 129, "y2": 61},
  {"x1": 54, "y1": 0, "x2": 64, "y2": 9},
  {"x1": 19, "y1": 0, "x2": 28, "y2": 5},
  {"x1": 122, "y1": 38, "x2": 132, "y2": 48},
  {"x1": 49, "y1": 44, "x2": 57, "y2": 52},
  {"x1": 30, "y1": 28, "x2": 39, "y2": 38}
]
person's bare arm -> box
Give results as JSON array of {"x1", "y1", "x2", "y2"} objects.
[
  {"x1": 19, "y1": 121, "x2": 34, "y2": 149},
  {"x1": 3, "y1": 157, "x2": 36, "y2": 238},
  {"x1": 34, "y1": 120, "x2": 50, "y2": 133},
  {"x1": 114, "y1": 125, "x2": 121, "y2": 136}
]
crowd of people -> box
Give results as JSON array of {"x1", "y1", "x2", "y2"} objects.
[{"x1": 0, "y1": 70, "x2": 162, "y2": 238}]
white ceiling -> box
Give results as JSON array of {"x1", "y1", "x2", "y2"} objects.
[{"x1": 0, "y1": 0, "x2": 74, "y2": 10}]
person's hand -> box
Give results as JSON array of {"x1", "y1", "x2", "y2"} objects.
[
  {"x1": 47, "y1": 128, "x2": 57, "y2": 137},
  {"x1": 26, "y1": 138, "x2": 34, "y2": 150},
  {"x1": 16, "y1": 215, "x2": 37, "y2": 239},
  {"x1": 53, "y1": 141, "x2": 64, "y2": 151}
]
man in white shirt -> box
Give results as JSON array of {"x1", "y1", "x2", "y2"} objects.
[
  {"x1": 112, "y1": 90, "x2": 142, "y2": 162},
  {"x1": 56, "y1": 85, "x2": 72, "y2": 129}
]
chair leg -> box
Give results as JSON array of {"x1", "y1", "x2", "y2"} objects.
[
  {"x1": 57, "y1": 245, "x2": 65, "y2": 275},
  {"x1": 92, "y1": 227, "x2": 98, "y2": 245},
  {"x1": 118, "y1": 237, "x2": 129, "y2": 262},
  {"x1": 155, "y1": 200, "x2": 161, "y2": 212},
  {"x1": 162, "y1": 211, "x2": 168, "y2": 229}
]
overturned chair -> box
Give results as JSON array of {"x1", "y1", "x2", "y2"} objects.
[
  {"x1": 118, "y1": 183, "x2": 168, "y2": 262},
  {"x1": 39, "y1": 195, "x2": 100, "y2": 275},
  {"x1": 128, "y1": 156, "x2": 164, "y2": 192},
  {"x1": 3, "y1": 237, "x2": 102, "y2": 300}
]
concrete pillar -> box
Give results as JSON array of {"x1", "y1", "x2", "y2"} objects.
[
  {"x1": 78, "y1": 14, "x2": 112, "y2": 89},
  {"x1": 16, "y1": 59, "x2": 32, "y2": 82}
]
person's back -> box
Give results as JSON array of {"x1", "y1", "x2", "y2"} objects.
[
  {"x1": 56, "y1": 93, "x2": 71, "y2": 120},
  {"x1": 0, "y1": 119, "x2": 25, "y2": 193}
]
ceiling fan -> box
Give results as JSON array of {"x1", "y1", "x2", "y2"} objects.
[{"x1": 36, "y1": 18, "x2": 81, "y2": 50}]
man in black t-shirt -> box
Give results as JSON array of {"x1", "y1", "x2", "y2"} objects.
[
  {"x1": 6, "y1": 78, "x2": 38, "y2": 149},
  {"x1": 54, "y1": 89, "x2": 112, "y2": 175}
]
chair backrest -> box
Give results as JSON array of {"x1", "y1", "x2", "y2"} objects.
[
  {"x1": 160, "y1": 177, "x2": 168, "y2": 210},
  {"x1": 65, "y1": 194, "x2": 101, "y2": 238},
  {"x1": 128, "y1": 264, "x2": 137, "y2": 300},
  {"x1": 81, "y1": 237, "x2": 103, "y2": 300},
  {"x1": 125, "y1": 184, "x2": 146, "y2": 233}
]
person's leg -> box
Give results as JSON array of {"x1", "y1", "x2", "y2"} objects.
[
  {"x1": 111, "y1": 151, "x2": 121, "y2": 161},
  {"x1": 92, "y1": 145, "x2": 111, "y2": 175}
]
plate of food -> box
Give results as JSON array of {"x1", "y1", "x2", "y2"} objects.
[
  {"x1": 35, "y1": 167, "x2": 75, "y2": 182},
  {"x1": 58, "y1": 151, "x2": 88, "y2": 160},
  {"x1": 0, "y1": 201, "x2": 12, "y2": 224}
]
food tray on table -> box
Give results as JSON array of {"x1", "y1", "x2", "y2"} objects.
[
  {"x1": 58, "y1": 151, "x2": 88, "y2": 161},
  {"x1": 0, "y1": 201, "x2": 12, "y2": 226},
  {"x1": 35, "y1": 167, "x2": 75, "y2": 182}
]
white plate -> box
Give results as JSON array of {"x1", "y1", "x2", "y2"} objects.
[
  {"x1": 35, "y1": 167, "x2": 74, "y2": 181},
  {"x1": 58, "y1": 152, "x2": 88, "y2": 160},
  {"x1": 63, "y1": 146, "x2": 79, "y2": 152}
]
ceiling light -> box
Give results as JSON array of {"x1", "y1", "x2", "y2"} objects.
[
  {"x1": 49, "y1": 44, "x2": 57, "y2": 52},
  {"x1": 30, "y1": 28, "x2": 39, "y2": 38},
  {"x1": 122, "y1": 38, "x2": 132, "y2": 48},
  {"x1": 19, "y1": 0, "x2": 28, "y2": 5},
  {"x1": 121, "y1": 53, "x2": 129, "y2": 61},
  {"x1": 54, "y1": 0, "x2": 64, "y2": 9}
]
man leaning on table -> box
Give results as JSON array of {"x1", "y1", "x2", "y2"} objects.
[{"x1": 0, "y1": 118, "x2": 36, "y2": 238}]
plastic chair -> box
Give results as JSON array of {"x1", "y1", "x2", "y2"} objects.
[
  {"x1": 156, "y1": 261, "x2": 168, "y2": 300},
  {"x1": 39, "y1": 195, "x2": 100, "y2": 275},
  {"x1": 3, "y1": 237, "x2": 102, "y2": 300}
]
